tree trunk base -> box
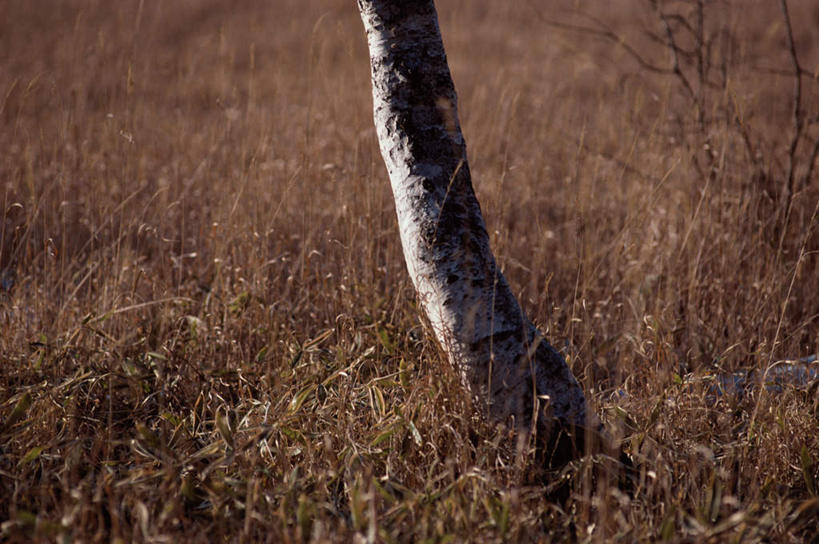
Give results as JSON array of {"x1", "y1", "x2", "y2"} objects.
[{"x1": 534, "y1": 421, "x2": 637, "y2": 501}]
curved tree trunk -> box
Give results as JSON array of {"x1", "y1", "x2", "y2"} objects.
[{"x1": 358, "y1": 0, "x2": 597, "y2": 460}]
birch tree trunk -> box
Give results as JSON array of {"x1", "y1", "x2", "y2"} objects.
[{"x1": 358, "y1": 0, "x2": 596, "y2": 462}]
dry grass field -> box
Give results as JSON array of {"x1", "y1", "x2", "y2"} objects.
[{"x1": 2, "y1": 0, "x2": 818, "y2": 541}]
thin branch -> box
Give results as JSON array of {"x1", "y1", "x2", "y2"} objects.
[
  {"x1": 651, "y1": 1, "x2": 697, "y2": 104},
  {"x1": 526, "y1": 4, "x2": 673, "y2": 75},
  {"x1": 659, "y1": 13, "x2": 698, "y2": 41},
  {"x1": 750, "y1": 65, "x2": 816, "y2": 79},
  {"x1": 779, "y1": 0, "x2": 804, "y2": 210},
  {"x1": 695, "y1": 0, "x2": 705, "y2": 99},
  {"x1": 728, "y1": 88, "x2": 763, "y2": 172},
  {"x1": 805, "y1": 137, "x2": 819, "y2": 189},
  {"x1": 644, "y1": 29, "x2": 697, "y2": 59}
]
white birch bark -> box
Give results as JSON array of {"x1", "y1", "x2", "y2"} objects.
[{"x1": 358, "y1": 0, "x2": 593, "y2": 452}]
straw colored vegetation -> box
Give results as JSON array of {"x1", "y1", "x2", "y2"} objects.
[{"x1": 1, "y1": 0, "x2": 818, "y2": 541}]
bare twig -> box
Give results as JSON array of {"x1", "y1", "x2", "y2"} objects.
[
  {"x1": 695, "y1": 0, "x2": 705, "y2": 99},
  {"x1": 750, "y1": 65, "x2": 816, "y2": 79},
  {"x1": 659, "y1": 13, "x2": 698, "y2": 41},
  {"x1": 779, "y1": 0, "x2": 804, "y2": 215},
  {"x1": 805, "y1": 138, "x2": 819, "y2": 189},
  {"x1": 728, "y1": 88, "x2": 763, "y2": 173},
  {"x1": 526, "y1": 4, "x2": 673, "y2": 75},
  {"x1": 652, "y1": 1, "x2": 697, "y2": 105}
]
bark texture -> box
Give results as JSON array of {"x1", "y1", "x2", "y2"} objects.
[{"x1": 358, "y1": 0, "x2": 590, "y2": 444}]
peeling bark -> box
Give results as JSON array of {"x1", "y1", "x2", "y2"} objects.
[{"x1": 358, "y1": 0, "x2": 594, "y2": 455}]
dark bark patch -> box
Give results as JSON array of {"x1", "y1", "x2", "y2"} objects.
[
  {"x1": 469, "y1": 328, "x2": 521, "y2": 352},
  {"x1": 421, "y1": 221, "x2": 436, "y2": 245}
]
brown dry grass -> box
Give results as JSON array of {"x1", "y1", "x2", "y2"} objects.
[{"x1": 2, "y1": 0, "x2": 818, "y2": 541}]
